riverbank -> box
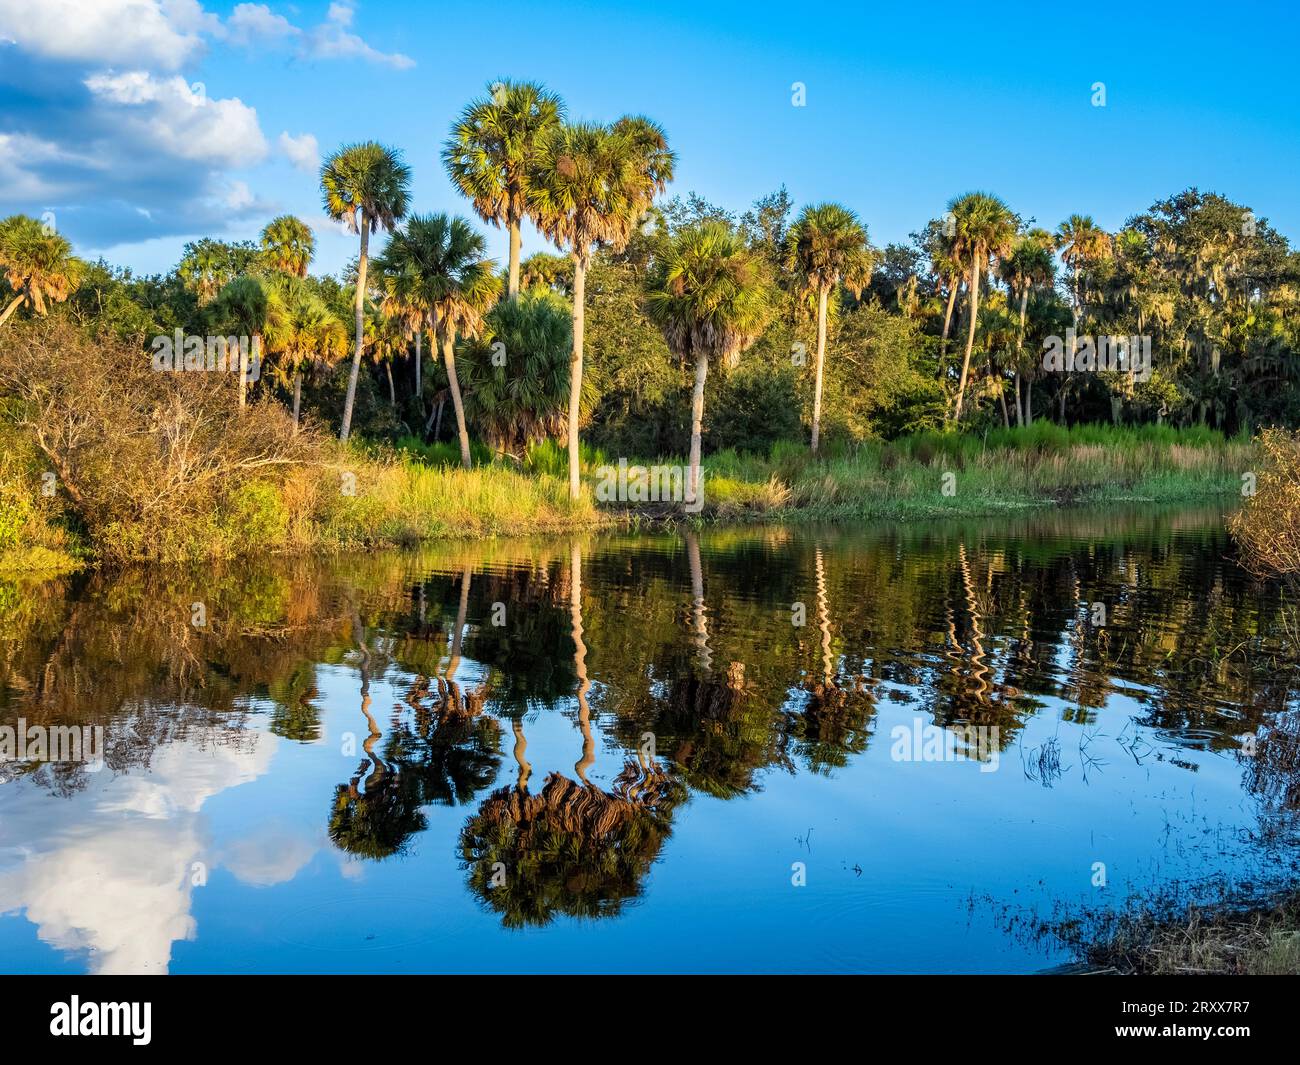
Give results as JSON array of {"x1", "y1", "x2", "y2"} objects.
[
  {"x1": 0, "y1": 422, "x2": 1251, "y2": 574},
  {"x1": 1042, "y1": 890, "x2": 1300, "y2": 975}
]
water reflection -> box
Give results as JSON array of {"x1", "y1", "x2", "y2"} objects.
[{"x1": 2, "y1": 505, "x2": 1300, "y2": 971}]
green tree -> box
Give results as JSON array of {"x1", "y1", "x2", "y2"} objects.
[
  {"x1": 263, "y1": 277, "x2": 348, "y2": 426},
  {"x1": 785, "y1": 203, "x2": 874, "y2": 452},
  {"x1": 320, "y1": 142, "x2": 411, "y2": 441},
  {"x1": 443, "y1": 79, "x2": 565, "y2": 300},
  {"x1": 528, "y1": 119, "x2": 675, "y2": 498},
  {"x1": 375, "y1": 214, "x2": 501, "y2": 468},
  {"x1": 949, "y1": 192, "x2": 1018, "y2": 421},
  {"x1": 0, "y1": 215, "x2": 86, "y2": 328},
  {"x1": 260, "y1": 215, "x2": 316, "y2": 278},
  {"x1": 212, "y1": 275, "x2": 271, "y2": 409},
  {"x1": 459, "y1": 288, "x2": 594, "y2": 458},
  {"x1": 645, "y1": 219, "x2": 772, "y2": 504}
]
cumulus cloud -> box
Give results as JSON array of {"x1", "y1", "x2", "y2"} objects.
[
  {"x1": 0, "y1": 730, "x2": 278, "y2": 974},
  {"x1": 84, "y1": 71, "x2": 268, "y2": 165},
  {"x1": 305, "y1": 0, "x2": 414, "y2": 69},
  {"x1": 0, "y1": 0, "x2": 409, "y2": 251},
  {"x1": 278, "y1": 131, "x2": 320, "y2": 172},
  {"x1": 225, "y1": 2, "x2": 299, "y2": 46},
  {"x1": 0, "y1": 0, "x2": 214, "y2": 70}
]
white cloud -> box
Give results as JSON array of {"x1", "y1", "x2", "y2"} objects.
[
  {"x1": 305, "y1": 0, "x2": 414, "y2": 69},
  {"x1": 0, "y1": 730, "x2": 278, "y2": 974},
  {"x1": 84, "y1": 71, "x2": 269, "y2": 166},
  {"x1": 278, "y1": 130, "x2": 320, "y2": 172},
  {"x1": 225, "y1": 2, "x2": 299, "y2": 47},
  {"x1": 0, "y1": 0, "x2": 211, "y2": 70}
]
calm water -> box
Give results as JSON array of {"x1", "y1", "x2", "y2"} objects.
[{"x1": 3, "y1": 506, "x2": 1299, "y2": 973}]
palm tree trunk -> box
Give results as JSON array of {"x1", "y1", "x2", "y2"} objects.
[
  {"x1": 385, "y1": 361, "x2": 395, "y2": 406},
  {"x1": 1026, "y1": 378, "x2": 1033, "y2": 426},
  {"x1": 994, "y1": 356, "x2": 1010, "y2": 428},
  {"x1": 340, "y1": 214, "x2": 368, "y2": 441},
  {"x1": 0, "y1": 294, "x2": 24, "y2": 328},
  {"x1": 1014, "y1": 373, "x2": 1023, "y2": 427},
  {"x1": 292, "y1": 370, "x2": 302, "y2": 428},
  {"x1": 567, "y1": 254, "x2": 587, "y2": 501},
  {"x1": 939, "y1": 278, "x2": 959, "y2": 370},
  {"x1": 684, "y1": 529, "x2": 711, "y2": 674},
  {"x1": 507, "y1": 221, "x2": 522, "y2": 300},
  {"x1": 441, "y1": 332, "x2": 471, "y2": 469},
  {"x1": 1014, "y1": 285, "x2": 1029, "y2": 428},
  {"x1": 954, "y1": 248, "x2": 982, "y2": 421},
  {"x1": 446, "y1": 565, "x2": 471, "y2": 681},
  {"x1": 688, "y1": 349, "x2": 709, "y2": 507},
  {"x1": 810, "y1": 286, "x2": 829, "y2": 453},
  {"x1": 570, "y1": 541, "x2": 594, "y2": 783},
  {"x1": 414, "y1": 329, "x2": 422, "y2": 410}
]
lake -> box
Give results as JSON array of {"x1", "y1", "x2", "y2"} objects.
[{"x1": 2, "y1": 505, "x2": 1298, "y2": 973}]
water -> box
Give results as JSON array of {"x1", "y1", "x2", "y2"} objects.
[{"x1": 2, "y1": 505, "x2": 1298, "y2": 973}]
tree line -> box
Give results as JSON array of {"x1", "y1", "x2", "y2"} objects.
[{"x1": 4, "y1": 78, "x2": 1298, "y2": 499}]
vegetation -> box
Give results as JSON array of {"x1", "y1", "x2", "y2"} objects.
[{"x1": 2, "y1": 77, "x2": 1298, "y2": 570}]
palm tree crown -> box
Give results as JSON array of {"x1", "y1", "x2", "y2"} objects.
[
  {"x1": 443, "y1": 80, "x2": 564, "y2": 298},
  {"x1": 785, "y1": 203, "x2": 873, "y2": 297},
  {"x1": 260, "y1": 215, "x2": 316, "y2": 278},
  {"x1": 0, "y1": 215, "x2": 85, "y2": 327}
]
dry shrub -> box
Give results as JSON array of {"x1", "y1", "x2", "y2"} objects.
[
  {"x1": 1229, "y1": 427, "x2": 1300, "y2": 577},
  {"x1": 0, "y1": 317, "x2": 327, "y2": 562}
]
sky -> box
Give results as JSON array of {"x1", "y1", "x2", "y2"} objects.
[{"x1": 2, "y1": 0, "x2": 1298, "y2": 278}]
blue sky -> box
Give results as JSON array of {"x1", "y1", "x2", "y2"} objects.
[{"x1": 2, "y1": 0, "x2": 1297, "y2": 277}]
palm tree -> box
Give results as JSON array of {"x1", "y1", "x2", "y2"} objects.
[
  {"x1": 443, "y1": 80, "x2": 565, "y2": 301},
  {"x1": 519, "y1": 251, "x2": 571, "y2": 293},
  {"x1": 320, "y1": 142, "x2": 411, "y2": 441},
  {"x1": 645, "y1": 220, "x2": 772, "y2": 506},
  {"x1": 528, "y1": 119, "x2": 675, "y2": 499},
  {"x1": 999, "y1": 228, "x2": 1055, "y2": 424},
  {"x1": 212, "y1": 275, "x2": 270, "y2": 409},
  {"x1": 365, "y1": 307, "x2": 406, "y2": 407},
  {"x1": 1055, "y1": 214, "x2": 1112, "y2": 323},
  {"x1": 785, "y1": 203, "x2": 873, "y2": 452},
  {"x1": 260, "y1": 215, "x2": 315, "y2": 278},
  {"x1": 949, "y1": 192, "x2": 1018, "y2": 421},
  {"x1": 458, "y1": 288, "x2": 593, "y2": 459},
  {"x1": 177, "y1": 238, "x2": 254, "y2": 306},
  {"x1": 0, "y1": 215, "x2": 85, "y2": 327},
  {"x1": 375, "y1": 214, "x2": 501, "y2": 468},
  {"x1": 263, "y1": 278, "x2": 348, "y2": 426}
]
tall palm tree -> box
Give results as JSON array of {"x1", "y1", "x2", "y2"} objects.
[
  {"x1": 443, "y1": 80, "x2": 565, "y2": 301},
  {"x1": 260, "y1": 215, "x2": 315, "y2": 278},
  {"x1": 365, "y1": 306, "x2": 405, "y2": 407},
  {"x1": 0, "y1": 215, "x2": 85, "y2": 327},
  {"x1": 645, "y1": 220, "x2": 772, "y2": 506},
  {"x1": 375, "y1": 256, "x2": 430, "y2": 413},
  {"x1": 212, "y1": 275, "x2": 271, "y2": 409},
  {"x1": 320, "y1": 142, "x2": 411, "y2": 441},
  {"x1": 950, "y1": 192, "x2": 1018, "y2": 421},
  {"x1": 785, "y1": 203, "x2": 873, "y2": 453},
  {"x1": 999, "y1": 228, "x2": 1055, "y2": 425},
  {"x1": 263, "y1": 278, "x2": 348, "y2": 426},
  {"x1": 528, "y1": 119, "x2": 675, "y2": 499},
  {"x1": 375, "y1": 214, "x2": 501, "y2": 468},
  {"x1": 1055, "y1": 214, "x2": 1112, "y2": 323}
]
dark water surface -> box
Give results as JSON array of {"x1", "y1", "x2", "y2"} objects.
[{"x1": 3, "y1": 506, "x2": 1299, "y2": 973}]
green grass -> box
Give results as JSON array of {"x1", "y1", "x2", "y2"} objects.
[
  {"x1": 668, "y1": 424, "x2": 1253, "y2": 523},
  {"x1": 0, "y1": 422, "x2": 1252, "y2": 570}
]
